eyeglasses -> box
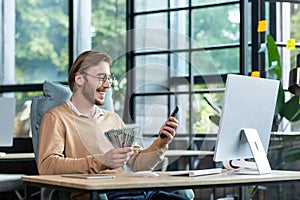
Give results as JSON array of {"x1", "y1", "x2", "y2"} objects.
[{"x1": 82, "y1": 72, "x2": 115, "y2": 85}]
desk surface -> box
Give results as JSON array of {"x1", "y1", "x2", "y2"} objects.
[{"x1": 22, "y1": 170, "x2": 300, "y2": 191}]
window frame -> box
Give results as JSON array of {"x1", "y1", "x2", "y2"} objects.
[{"x1": 125, "y1": 0, "x2": 252, "y2": 142}]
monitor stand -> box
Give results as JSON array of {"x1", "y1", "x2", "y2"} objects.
[{"x1": 228, "y1": 128, "x2": 272, "y2": 175}]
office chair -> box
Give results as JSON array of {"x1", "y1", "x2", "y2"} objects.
[{"x1": 30, "y1": 80, "x2": 110, "y2": 200}]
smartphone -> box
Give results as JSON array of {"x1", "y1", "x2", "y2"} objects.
[
  {"x1": 170, "y1": 106, "x2": 179, "y2": 118},
  {"x1": 160, "y1": 106, "x2": 179, "y2": 138}
]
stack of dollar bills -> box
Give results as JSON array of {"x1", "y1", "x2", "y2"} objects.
[{"x1": 104, "y1": 125, "x2": 140, "y2": 148}]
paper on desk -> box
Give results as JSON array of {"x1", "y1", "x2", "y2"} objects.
[{"x1": 129, "y1": 171, "x2": 159, "y2": 178}]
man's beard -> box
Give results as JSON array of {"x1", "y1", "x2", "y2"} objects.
[
  {"x1": 95, "y1": 88, "x2": 105, "y2": 106},
  {"x1": 82, "y1": 82, "x2": 104, "y2": 106}
]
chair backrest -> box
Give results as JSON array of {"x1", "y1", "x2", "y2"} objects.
[{"x1": 30, "y1": 80, "x2": 114, "y2": 165}]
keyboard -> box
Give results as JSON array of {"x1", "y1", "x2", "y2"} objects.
[
  {"x1": 232, "y1": 169, "x2": 265, "y2": 175},
  {"x1": 169, "y1": 168, "x2": 222, "y2": 177}
]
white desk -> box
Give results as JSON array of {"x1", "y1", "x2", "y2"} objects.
[
  {"x1": 22, "y1": 170, "x2": 300, "y2": 200},
  {"x1": 0, "y1": 153, "x2": 35, "y2": 160}
]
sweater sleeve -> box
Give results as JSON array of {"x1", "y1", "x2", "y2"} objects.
[
  {"x1": 126, "y1": 138, "x2": 168, "y2": 172},
  {"x1": 38, "y1": 111, "x2": 108, "y2": 175}
]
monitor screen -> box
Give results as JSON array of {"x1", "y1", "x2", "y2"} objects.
[
  {"x1": 213, "y1": 74, "x2": 279, "y2": 162},
  {"x1": 0, "y1": 97, "x2": 16, "y2": 147}
]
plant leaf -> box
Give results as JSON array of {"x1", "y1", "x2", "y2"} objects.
[
  {"x1": 209, "y1": 115, "x2": 220, "y2": 126},
  {"x1": 279, "y1": 96, "x2": 300, "y2": 122},
  {"x1": 276, "y1": 83, "x2": 285, "y2": 115},
  {"x1": 267, "y1": 34, "x2": 282, "y2": 79},
  {"x1": 203, "y1": 96, "x2": 222, "y2": 114}
]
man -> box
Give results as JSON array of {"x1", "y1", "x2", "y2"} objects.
[{"x1": 38, "y1": 50, "x2": 188, "y2": 200}]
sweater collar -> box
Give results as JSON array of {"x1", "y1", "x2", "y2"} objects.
[{"x1": 66, "y1": 100, "x2": 103, "y2": 118}]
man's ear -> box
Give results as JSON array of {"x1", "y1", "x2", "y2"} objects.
[{"x1": 74, "y1": 73, "x2": 84, "y2": 87}]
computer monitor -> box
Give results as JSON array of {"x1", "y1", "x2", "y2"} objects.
[
  {"x1": 213, "y1": 74, "x2": 279, "y2": 174},
  {"x1": 0, "y1": 97, "x2": 16, "y2": 147}
]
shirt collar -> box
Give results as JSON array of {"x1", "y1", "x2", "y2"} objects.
[{"x1": 66, "y1": 100, "x2": 103, "y2": 118}]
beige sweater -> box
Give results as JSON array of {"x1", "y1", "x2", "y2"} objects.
[{"x1": 38, "y1": 102, "x2": 167, "y2": 175}]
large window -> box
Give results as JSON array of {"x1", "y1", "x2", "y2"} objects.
[
  {"x1": 1, "y1": 0, "x2": 299, "y2": 140},
  {"x1": 15, "y1": 0, "x2": 70, "y2": 84},
  {"x1": 125, "y1": 0, "x2": 251, "y2": 152},
  {"x1": 0, "y1": 0, "x2": 127, "y2": 137},
  {"x1": 125, "y1": 0, "x2": 300, "y2": 145},
  {"x1": 0, "y1": 0, "x2": 70, "y2": 137}
]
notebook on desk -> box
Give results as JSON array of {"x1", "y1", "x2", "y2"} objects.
[
  {"x1": 61, "y1": 174, "x2": 115, "y2": 179},
  {"x1": 0, "y1": 97, "x2": 16, "y2": 147}
]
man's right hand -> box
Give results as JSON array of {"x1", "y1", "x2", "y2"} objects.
[{"x1": 103, "y1": 147, "x2": 134, "y2": 169}]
